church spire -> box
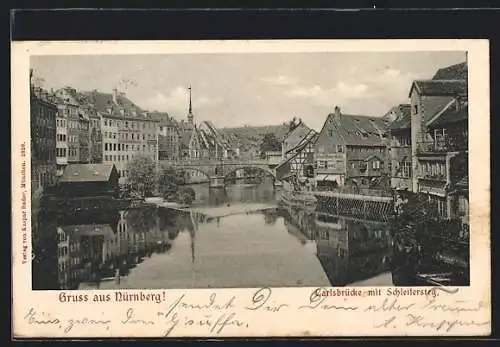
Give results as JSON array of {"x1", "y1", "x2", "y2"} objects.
[{"x1": 188, "y1": 85, "x2": 194, "y2": 124}]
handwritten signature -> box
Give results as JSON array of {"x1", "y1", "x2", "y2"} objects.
[{"x1": 374, "y1": 314, "x2": 490, "y2": 332}]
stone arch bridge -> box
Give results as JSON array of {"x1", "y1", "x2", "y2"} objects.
[{"x1": 159, "y1": 159, "x2": 277, "y2": 187}]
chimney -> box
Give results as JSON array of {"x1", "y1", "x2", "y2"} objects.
[
  {"x1": 333, "y1": 105, "x2": 341, "y2": 123},
  {"x1": 112, "y1": 88, "x2": 118, "y2": 104}
]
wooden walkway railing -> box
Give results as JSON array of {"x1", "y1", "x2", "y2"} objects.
[{"x1": 310, "y1": 191, "x2": 394, "y2": 221}]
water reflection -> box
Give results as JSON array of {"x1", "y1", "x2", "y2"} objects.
[
  {"x1": 34, "y1": 182, "x2": 393, "y2": 290},
  {"x1": 188, "y1": 179, "x2": 278, "y2": 207},
  {"x1": 280, "y1": 204, "x2": 392, "y2": 286}
]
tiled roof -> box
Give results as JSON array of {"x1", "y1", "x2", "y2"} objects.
[
  {"x1": 432, "y1": 62, "x2": 468, "y2": 80},
  {"x1": 410, "y1": 80, "x2": 467, "y2": 97},
  {"x1": 388, "y1": 104, "x2": 412, "y2": 130},
  {"x1": 283, "y1": 121, "x2": 310, "y2": 140},
  {"x1": 284, "y1": 129, "x2": 317, "y2": 155},
  {"x1": 149, "y1": 111, "x2": 176, "y2": 127},
  {"x1": 429, "y1": 104, "x2": 468, "y2": 127},
  {"x1": 325, "y1": 113, "x2": 388, "y2": 146},
  {"x1": 59, "y1": 163, "x2": 116, "y2": 183},
  {"x1": 202, "y1": 121, "x2": 230, "y2": 148},
  {"x1": 422, "y1": 96, "x2": 457, "y2": 124},
  {"x1": 81, "y1": 90, "x2": 144, "y2": 115}
]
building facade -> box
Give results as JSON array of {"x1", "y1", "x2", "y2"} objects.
[
  {"x1": 387, "y1": 104, "x2": 412, "y2": 190},
  {"x1": 83, "y1": 89, "x2": 160, "y2": 185},
  {"x1": 78, "y1": 114, "x2": 90, "y2": 164},
  {"x1": 281, "y1": 121, "x2": 313, "y2": 161},
  {"x1": 314, "y1": 107, "x2": 389, "y2": 192},
  {"x1": 55, "y1": 112, "x2": 68, "y2": 176},
  {"x1": 152, "y1": 112, "x2": 180, "y2": 160},
  {"x1": 275, "y1": 126, "x2": 317, "y2": 184},
  {"x1": 54, "y1": 87, "x2": 84, "y2": 164},
  {"x1": 31, "y1": 84, "x2": 58, "y2": 192},
  {"x1": 89, "y1": 111, "x2": 103, "y2": 164},
  {"x1": 409, "y1": 79, "x2": 468, "y2": 219}
]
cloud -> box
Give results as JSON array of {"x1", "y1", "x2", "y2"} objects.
[
  {"x1": 141, "y1": 86, "x2": 223, "y2": 115},
  {"x1": 260, "y1": 75, "x2": 297, "y2": 86},
  {"x1": 286, "y1": 81, "x2": 370, "y2": 106},
  {"x1": 384, "y1": 68, "x2": 401, "y2": 77},
  {"x1": 335, "y1": 82, "x2": 369, "y2": 98}
]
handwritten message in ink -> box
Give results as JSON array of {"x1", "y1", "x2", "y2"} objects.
[{"x1": 21, "y1": 287, "x2": 490, "y2": 337}]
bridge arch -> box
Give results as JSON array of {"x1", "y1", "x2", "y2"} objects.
[
  {"x1": 223, "y1": 166, "x2": 276, "y2": 182},
  {"x1": 173, "y1": 167, "x2": 212, "y2": 181}
]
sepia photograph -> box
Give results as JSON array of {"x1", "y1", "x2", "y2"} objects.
[
  {"x1": 29, "y1": 50, "x2": 470, "y2": 290},
  {"x1": 11, "y1": 39, "x2": 490, "y2": 338}
]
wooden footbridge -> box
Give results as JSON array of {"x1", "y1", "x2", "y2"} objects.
[{"x1": 309, "y1": 191, "x2": 394, "y2": 222}]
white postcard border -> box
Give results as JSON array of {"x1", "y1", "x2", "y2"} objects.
[{"x1": 11, "y1": 39, "x2": 491, "y2": 338}]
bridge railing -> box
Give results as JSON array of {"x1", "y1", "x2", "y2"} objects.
[{"x1": 159, "y1": 159, "x2": 270, "y2": 166}]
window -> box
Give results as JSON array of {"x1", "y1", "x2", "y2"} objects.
[
  {"x1": 113, "y1": 143, "x2": 117, "y2": 151},
  {"x1": 437, "y1": 199, "x2": 447, "y2": 218},
  {"x1": 413, "y1": 104, "x2": 419, "y2": 115},
  {"x1": 372, "y1": 160, "x2": 381, "y2": 170},
  {"x1": 336, "y1": 145, "x2": 344, "y2": 153},
  {"x1": 328, "y1": 130, "x2": 333, "y2": 137},
  {"x1": 401, "y1": 161, "x2": 411, "y2": 177}
]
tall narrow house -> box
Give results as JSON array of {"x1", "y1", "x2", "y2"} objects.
[
  {"x1": 409, "y1": 60, "x2": 468, "y2": 219},
  {"x1": 314, "y1": 106, "x2": 389, "y2": 192},
  {"x1": 386, "y1": 104, "x2": 412, "y2": 190}
]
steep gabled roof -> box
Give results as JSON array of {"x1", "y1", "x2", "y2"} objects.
[
  {"x1": 409, "y1": 80, "x2": 467, "y2": 97},
  {"x1": 201, "y1": 121, "x2": 230, "y2": 148},
  {"x1": 60, "y1": 164, "x2": 117, "y2": 183},
  {"x1": 322, "y1": 113, "x2": 388, "y2": 146},
  {"x1": 428, "y1": 104, "x2": 468, "y2": 128},
  {"x1": 149, "y1": 111, "x2": 176, "y2": 127},
  {"x1": 284, "y1": 129, "x2": 317, "y2": 155},
  {"x1": 432, "y1": 62, "x2": 468, "y2": 80},
  {"x1": 81, "y1": 90, "x2": 144, "y2": 115},
  {"x1": 389, "y1": 104, "x2": 412, "y2": 131}
]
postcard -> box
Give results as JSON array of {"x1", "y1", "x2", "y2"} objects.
[{"x1": 11, "y1": 39, "x2": 491, "y2": 338}]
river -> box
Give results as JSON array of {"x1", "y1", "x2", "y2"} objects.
[{"x1": 32, "y1": 179, "x2": 394, "y2": 290}]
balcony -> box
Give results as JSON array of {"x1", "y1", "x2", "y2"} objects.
[
  {"x1": 418, "y1": 172, "x2": 447, "y2": 182},
  {"x1": 417, "y1": 137, "x2": 467, "y2": 154}
]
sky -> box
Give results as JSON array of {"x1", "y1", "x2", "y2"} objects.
[{"x1": 31, "y1": 51, "x2": 466, "y2": 131}]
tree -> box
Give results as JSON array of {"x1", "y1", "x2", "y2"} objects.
[
  {"x1": 287, "y1": 117, "x2": 302, "y2": 132},
  {"x1": 126, "y1": 155, "x2": 157, "y2": 197},
  {"x1": 158, "y1": 166, "x2": 185, "y2": 200},
  {"x1": 178, "y1": 186, "x2": 196, "y2": 206},
  {"x1": 259, "y1": 132, "x2": 281, "y2": 158}
]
